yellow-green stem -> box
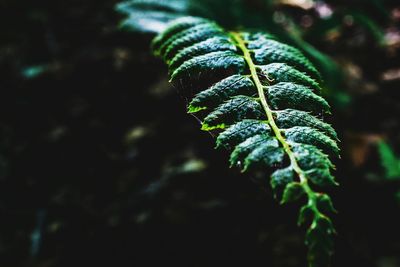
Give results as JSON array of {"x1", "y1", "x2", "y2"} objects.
[{"x1": 230, "y1": 31, "x2": 320, "y2": 214}]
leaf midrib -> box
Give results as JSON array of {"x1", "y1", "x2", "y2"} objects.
[{"x1": 229, "y1": 31, "x2": 320, "y2": 211}]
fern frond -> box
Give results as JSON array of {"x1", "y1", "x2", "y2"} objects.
[
  {"x1": 266, "y1": 82, "x2": 330, "y2": 114},
  {"x1": 377, "y1": 140, "x2": 400, "y2": 179},
  {"x1": 152, "y1": 17, "x2": 340, "y2": 267}
]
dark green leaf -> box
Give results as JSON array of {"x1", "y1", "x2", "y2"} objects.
[{"x1": 281, "y1": 182, "x2": 306, "y2": 204}]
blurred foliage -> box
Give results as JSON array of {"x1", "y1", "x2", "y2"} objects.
[
  {"x1": 0, "y1": 0, "x2": 400, "y2": 267},
  {"x1": 378, "y1": 140, "x2": 400, "y2": 179},
  {"x1": 377, "y1": 140, "x2": 400, "y2": 205}
]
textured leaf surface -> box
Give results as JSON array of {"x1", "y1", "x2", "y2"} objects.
[
  {"x1": 170, "y1": 51, "x2": 246, "y2": 82},
  {"x1": 274, "y1": 109, "x2": 338, "y2": 141},
  {"x1": 202, "y1": 96, "x2": 264, "y2": 130},
  {"x1": 259, "y1": 63, "x2": 322, "y2": 93},
  {"x1": 282, "y1": 182, "x2": 306, "y2": 204},
  {"x1": 284, "y1": 126, "x2": 339, "y2": 156},
  {"x1": 188, "y1": 75, "x2": 254, "y2": 113},
  {"x1": 151, "y1": 17, "x2": 340, "y2": 267},
  {"x1": 169, "y1": 36, "x2": 236, "y2": 71},
  {"x1": 271, "y1": 167, "x2": 295, "y2": 194},
  {"x1": 266, "y1": 82, "x2": 330, "y2": 114},
  {"x1": 253, "y1": 45, "x2": 321, "y2": 82},
  {"x1": 216, "y1": 120, "x2": 270, "y2": 150}
]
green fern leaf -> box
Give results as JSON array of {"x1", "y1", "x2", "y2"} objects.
[
  {"x1": 284, "y1": 126, "x2": 339, "y2": 156},
  {"x1": 188, "y1": 75, "x2": 254, "y2": 113},
  {"x1": 152, "y1": 16, "x2": 340, "y2": 267},
  {"x1": 155, "y1": 22, "x2": 224, "y2": 59},
  {"x1": 281, "y1": 182, "x2": 306, "y2": 204},
  {"x1": 266, "y1": 82, "x2": 330, "y2": 114},
  {"x1": 271, "y1": 167, "x2": 295, "y2": 195},
  {"x1": 170, "y1": 51, "x2": 245, "y2": 82},
  {"x1": 169, "y1": 36, "x2": 237, "y2": 71},
  {"x1": 274, "y1": 109, "x2": 338, "y2": 141},
  {"x1": 202, "y1": 96, "x2": 264, "y2": 130},
  {"x1": 152, "y1": 17, "x2": 211, "y2": 49},
  {"x1": 253, "y1": 43, "x2": 321, "y2": 82},
  {"x1": 243, "y1": 138, "x2": 285, "y2": 171},
  {"x1": 230, "y1": 134, "x2": 283, "y2": 169},
  {"x1": 259, "y1": 63, "x2": 322, "y2": 93},
  {"x1": 377, "y1": 140, "x2": 400, "y2": 179},
  {"x1": 316, "y1": 194, "x2": 337, "y2": 214},
  {"x1": 216, "y1": 120, "x2": 270, "y2": 150}
]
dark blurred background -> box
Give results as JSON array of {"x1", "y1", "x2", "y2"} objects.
[{"x1": 1, "y1": 0, "x2": 400, "y2": 266}]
